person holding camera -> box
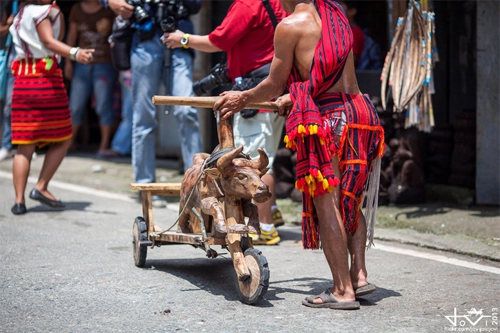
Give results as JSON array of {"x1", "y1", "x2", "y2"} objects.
[
  {"x1": 162, "y1": 0, "x2": 287, "y2": 245},
  {"x1": 103, "y1": 0, "x2": 203, "y2": 208}
]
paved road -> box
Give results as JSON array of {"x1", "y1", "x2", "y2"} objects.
[{"x1": 0, "y1": 176, "x2": 499, "y2": 333}]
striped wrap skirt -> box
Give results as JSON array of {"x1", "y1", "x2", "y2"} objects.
[
  {"x1": 317, "y1": 92, "x2": 385, "y2": 235},
  {"x1": 10, "y1": 57, "x2": 72, "y2": 147}
]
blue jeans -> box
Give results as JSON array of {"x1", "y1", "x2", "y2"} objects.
[
  {"x1": 69, "y1": 63, "x2": 116, "y2": 126},
  {"x1": 1, "y1": 71, "x2": 14, "y2": 150},
  {"x1": 131, "y1": 32, "x2": 202, "y2": 183},
  {"x1": 111, "y1": 73, "x2": 132, "y2": 155}
]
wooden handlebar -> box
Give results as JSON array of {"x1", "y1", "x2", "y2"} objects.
[{"x1": 152, "y1": 95, "x2": 278, "y2": 111}]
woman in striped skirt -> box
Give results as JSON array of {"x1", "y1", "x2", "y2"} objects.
[{"x1": 9, "y1": 0, "x2": 94, "y2": 215}]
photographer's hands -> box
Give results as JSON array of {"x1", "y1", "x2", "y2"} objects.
[
  {"x1": 108, "y1": 0, "x2": 134, "y2": 18},
  {"x1": 162, "y1": 30, "x2": 184, "y2": 49}
]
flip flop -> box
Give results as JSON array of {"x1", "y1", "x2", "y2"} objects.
[
  {"x1": 302, "y1": 289, "x2": 360, "y2": 310},
  {"x1": 355, "y1": 283, "x2": 376, "y2": 297}
]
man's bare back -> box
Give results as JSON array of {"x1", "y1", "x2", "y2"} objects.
[{"x1": 277, "y1": 0, "x2": 361, "y2": 94}]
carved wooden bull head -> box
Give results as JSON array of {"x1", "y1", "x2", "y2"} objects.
[{"x1": 203, "y1": 146, "x2": 271, "y2": 202}]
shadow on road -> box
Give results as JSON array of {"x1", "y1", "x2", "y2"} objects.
[
  {"x1": 266, "y1": 277, "x2": 402, "y2": 307},
  {"x1": 28, "y1": 201, "x2": 93, "y2": 213},
  {"x1": 147, "y1": 256, "x2": 252, "y2": 303}
]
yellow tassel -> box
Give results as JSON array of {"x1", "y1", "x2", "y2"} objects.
[
  {"x1": 308, "y1": 124, "x2": 318, "y2": 135},
  {"x1": 298, "y1": 124, "x2": 306, "y2": 134},
  {"x1": 322, "y1": 178, "x2": 329, "y2": 190},
  {"x1": 317, "y1": 170, "x2": 323, "y2": 181}
]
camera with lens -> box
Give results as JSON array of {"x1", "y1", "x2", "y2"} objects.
[
  {"x1": 126, "y1": 0, "x2": 152, "y2": 25},
  {"x1": 126, "y1": 0, "x2": 188, "y2": 25},
  {"x1": 193, "y1": 62, "x2": 231, "y2": 96}
]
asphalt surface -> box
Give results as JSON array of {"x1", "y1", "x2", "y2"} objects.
[
  {"x1": 0, "y1": 152, "x2": 499, "y2": 332},
  {"x1": 1, "y1": 151, "x2": 498, "y2": 261}
]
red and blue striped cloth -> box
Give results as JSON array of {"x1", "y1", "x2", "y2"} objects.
[{"x1": 284, "y1": 0, "x2": 385, "y2": 249}]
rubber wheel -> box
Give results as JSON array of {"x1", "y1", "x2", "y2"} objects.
[
  {"x1": 235, "y1": 248, "x2": 270, "y2": 305},
  {"x1": 133, "y1": 216, "x2": 148, "y2": 267}
]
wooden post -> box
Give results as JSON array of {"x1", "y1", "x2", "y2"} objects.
[{"x1": 218, "y1": 115, "x2": 250, "y2": 280}]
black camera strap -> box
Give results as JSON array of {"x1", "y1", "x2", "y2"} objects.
[{"x1": 262, "y1": 0, "x2": 278, "y2": 29}]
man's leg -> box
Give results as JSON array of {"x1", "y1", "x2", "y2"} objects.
[
  {"x1": 170, "y1": 48, "x2": 202, "y2": 172},
  {"x1": 311, "y1": 156, "x2": 356, "y2": 303},
  {"x1": 256, "y1": 173, "x2": 275, "y2": 225},
  {"x1": 68, "y1": 63, "x2": 92, "y2": 150},
  {"x1": 93, "y1": 63, "x2": 117, "y2": 152},
  {"x1": 347, "y1": 211, "x2": 369, "y2": 290},
  {"x1": 234, "y1": 112, "x2": 280, "y2": 244},
  {"x1": 111, "y1": 73, "x2": 133, "y2": 155},
  {"x1": 130, "y1": 34, "x2": 163, "y2": 184}
]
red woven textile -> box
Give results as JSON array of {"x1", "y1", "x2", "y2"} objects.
[
  {"x1": 318, "y1": 92, "x2": 385, "y2": 236},
  {"x1": 11, "y1": 58, "x2": 72, "y2": 146},
  {"x1": 284, "y1": 0, "x2": 352, "y2": 249}
]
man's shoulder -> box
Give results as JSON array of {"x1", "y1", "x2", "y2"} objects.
[{"x1": 280, "y1": 9, "x2": 315, "y2": 29}]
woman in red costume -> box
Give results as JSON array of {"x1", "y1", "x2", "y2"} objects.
[
  {"x1": 215, "y1": 0, "x2": 385, "y2": 309},
  {"x1": 9, "y1": 0, "x2": 94, "y2": 215}
]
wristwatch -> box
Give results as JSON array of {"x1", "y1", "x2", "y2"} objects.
[{"x1": 180, "y1": 34, "x2": 191, "y2": 49}]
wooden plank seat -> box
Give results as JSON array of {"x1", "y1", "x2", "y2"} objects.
[
  {"x1": 129, "y1": 182, "x2": 181, "y2": 197},
  {"x1": 130, "y1": 183, "x2": 182, "y2": 240}
]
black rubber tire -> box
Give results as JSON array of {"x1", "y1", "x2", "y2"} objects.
[
  {"x1": 235, "y1": 248, "x2": 270, "y2": 305},
  {"x1": 133, "y1": 216, "x2": 148, "y2": 267}
]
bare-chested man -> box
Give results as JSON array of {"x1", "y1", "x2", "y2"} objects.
[{"x1": 214, "y1": 0, "x2": 385, "y2": 310}]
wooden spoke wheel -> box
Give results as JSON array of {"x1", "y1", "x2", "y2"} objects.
[
  {"x1": 133, "y1": 216, "x2": 148, "y2": 267},
  {"x1": 235, "y1": 248, "x2": 270, "y2": 305}
]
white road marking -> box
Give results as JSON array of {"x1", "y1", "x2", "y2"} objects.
[
  {"x1": 0, "y1": 170, "x2": 136, "y2": 203},
  {"x1": 1, "y1": 170, "x2": 498, "y2": 274},
  {"x1": 373, "y1": 243, "x2": 500, "y2": 275}
]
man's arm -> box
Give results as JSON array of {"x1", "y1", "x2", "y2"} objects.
[
  {"x1": 214, "y1": 20, "x2": 299, "y2": 119},
  {"x1": 101, "y1": 0, "x2": 134, "y2": 18},
  {"x1": 163, "y1": 31, "x2": 222, "y2": 53}
]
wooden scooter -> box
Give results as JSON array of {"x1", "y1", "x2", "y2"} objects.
[{"x1": 130, "y1": 96, "x2": 277, "y2": 304}]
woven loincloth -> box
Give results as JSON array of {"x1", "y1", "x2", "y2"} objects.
[{"x1": 317, "y1": 92, "x2": 385, "y2": 235}]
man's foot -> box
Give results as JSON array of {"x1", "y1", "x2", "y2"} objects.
[
  {"x1": 271, "y1": 207, "x2": 285, "y2": 227},
  {"x1": 355, "y1": 283, "x2": 376, "y2": 297},
  {"x1": 97, "y1": 149, "x2": 121, "y2": 159},
  {"x1": 137, "y1": 193, "x2": 168, "y2": 208},
  {"x1": 0, "y1": 148, "x2": 14, "y2": 162},
  {"x1": 302, "y1": 289, "x2": 360, "y2": 310},
  {"x1": 249, "y1": 226, "x2": 280, "y2": 245}
]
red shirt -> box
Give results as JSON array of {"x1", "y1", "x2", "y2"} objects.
[
  {"x1": 208, "y1": 0, "x2": 286, "y2": 81},
  {"x1": 350, "y1": 24, "x2": 366, "y2": 67}
]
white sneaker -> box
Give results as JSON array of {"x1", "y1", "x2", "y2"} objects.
[{"x1": 0, "y1": 148, "x2": 13, "y2": 162}]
